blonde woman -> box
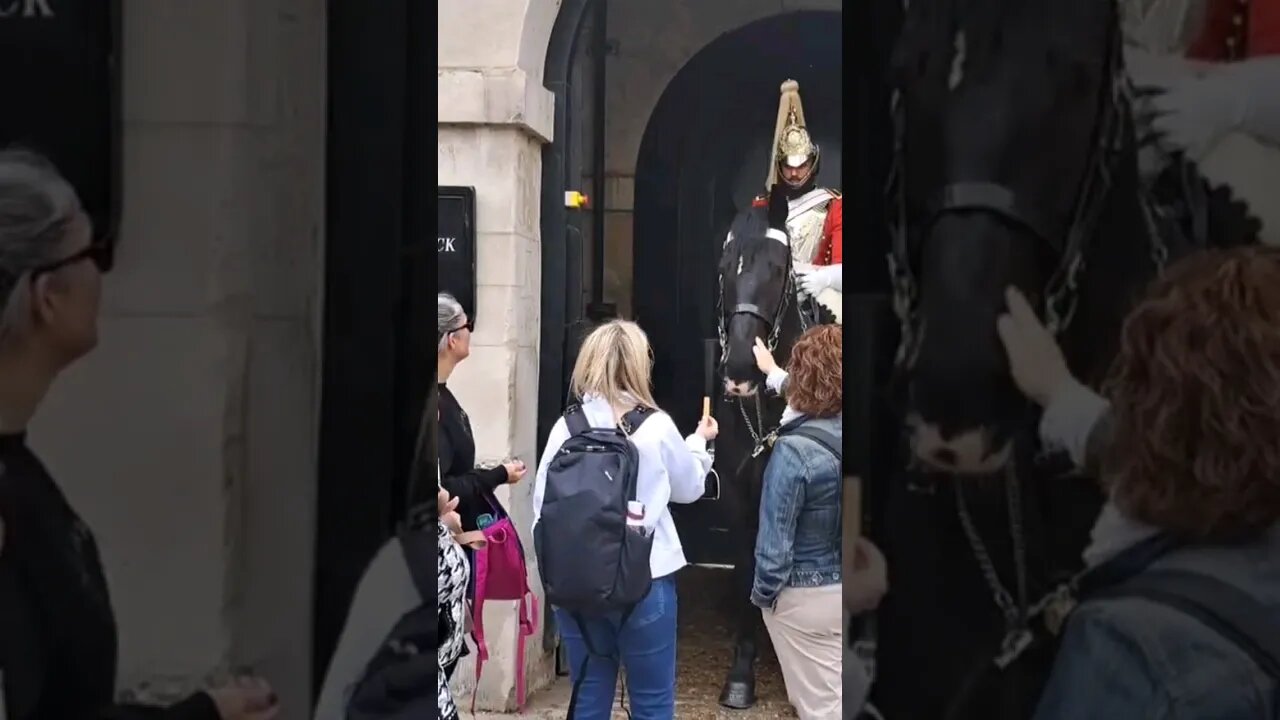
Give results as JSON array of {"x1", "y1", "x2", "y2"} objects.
[{"x1": 532, "y1": 320, "x2": 717, "y2": 720}]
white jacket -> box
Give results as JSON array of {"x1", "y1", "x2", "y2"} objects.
[{"x1": 532, "y1": 395, "x2": 712, "y2": 579}]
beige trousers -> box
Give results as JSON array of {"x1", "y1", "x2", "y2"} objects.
[{"x1": 761, "y1": 584, "x2": 843, "y2": 720}]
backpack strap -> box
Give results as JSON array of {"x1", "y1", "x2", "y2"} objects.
[
  {"x1": 566, "y1": 604, "x2": 640, "y2": 718},
  {"x1": 514, "y1": 590, "x2": 538, "y2": 708},
  {"x1": 1075, "y1": 533, "x2": 1182, "y2": 597},
  {"x1": 565, "y1": 404, "x2": 654, "y2": 436},
  {"x1": 777, "y1": 414, "x2": 810, "y2": 435},
  {"x1": 620, "y1": 405, "x2": 655, "y2": 434},
  {"x1": 1074, "y1": 534, "x2": 1280, "y2": 683},
  {"x1": 781, "y1": 423, "x2": 843, "y2": 462},
  {"x1": 1092, "y1": 569, "x2": 1280, "y2": 681},
  {"x1": 564, "y1": 404, "x2": 591, "y2": 436}
]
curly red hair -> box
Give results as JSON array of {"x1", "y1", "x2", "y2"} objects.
[
  {"x1": 1103, "y1": 245, "x2": 1280, "y2": 542},
  {"x1": 787, "y1": 324, "x2": 842, "y2": 418}
]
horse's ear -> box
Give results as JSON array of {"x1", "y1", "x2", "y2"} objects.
[{"x1": 767, "y1": 183, "x2": 789, "y2": 231}]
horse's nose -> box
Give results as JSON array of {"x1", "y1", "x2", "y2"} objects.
[
  {"x1": 724, "y1": 379, "x2": 757, "y2": 397},
  {"x1": 910, "y1": 422, "x2": 1012, "y2": 474}
]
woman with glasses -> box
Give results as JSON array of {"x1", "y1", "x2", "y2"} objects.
[
  {"x1": 437, "y1": 292, "x2": 528, "y2": 521},
  {"x1": 0, "y1": 149, "x2": 278, "y2": 719},
  {"x1": 435, "y1": 293, "x2": 526, "y2": 680}
]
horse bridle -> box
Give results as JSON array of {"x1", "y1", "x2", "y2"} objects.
[
  {"x1": 886, "y1": 18, "x2": 1140, "y2": 369},
  {"x1": 718, "y1": 227, "x2": 798, "y2": 360},
  {"x1": 717, "y1": 225, "x2": 813, "y2": 447}
]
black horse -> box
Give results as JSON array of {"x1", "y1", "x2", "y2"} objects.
[
  {"x1": 874, "y1": 0, "x2": 1261, "y2": 717},
  {"x1": 712, "y1": 184, "x2": 834, "y2": 709}
]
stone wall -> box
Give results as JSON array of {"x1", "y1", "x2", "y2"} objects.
[
  {"x1": 437, "y1": 0, "x2": 559, "y2": 711},
  {"x1": 30, "y1": 1, "x2": 326, "y2": 717}
]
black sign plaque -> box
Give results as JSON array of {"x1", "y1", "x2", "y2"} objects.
[
  {"x1": 437, "y1": 186, "x2": 477, "y2": 324},
  {"x1": 0, "y1": 0, "x2": 122, "y2": 245}
]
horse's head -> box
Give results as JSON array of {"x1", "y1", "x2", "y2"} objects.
[
  {"x1": 892, "y1": 0, "x2": 1125, "y2": 473},
  {"x1": 719, "y1": 185, "x2": 793, "y2": 397}
]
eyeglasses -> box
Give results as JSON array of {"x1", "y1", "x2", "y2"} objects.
[
  {"x1": 449, "y1": 319, "x2": 474, "y2": 335},
  {"x1": 30, "y1": 241, "x2": 115, "y2": 278}
]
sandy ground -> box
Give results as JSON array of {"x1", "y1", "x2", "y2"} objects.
[{"x1": 464, "y1": 566, "x2": 797, "y2": 719}]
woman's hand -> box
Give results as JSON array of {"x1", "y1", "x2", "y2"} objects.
[
  {"x1": 752, "y1": 337, "x2": 778, "y2": 375},
  {"x1": 996, "y1": 287, "x2": 1076, "y2": 407},
  {"x1": 844, "y1": 538, "x2": 888, "y2": 615},
  {"x1": 695, "y1": 415, "x2": 719, "y2": 441},
  {"x1": 503, "y1": 460, "x2": 528, "y2": 484},
  {"x1": 438, "y1": 487, "x2": 463, "y2": 535},
  {"x1": 207, "y1": 676, "x2": 279, "y2": 720}
]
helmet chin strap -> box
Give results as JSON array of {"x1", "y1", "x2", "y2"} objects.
[{"x1": 780, "y1": 162, "x2": 818, "y2": 197}]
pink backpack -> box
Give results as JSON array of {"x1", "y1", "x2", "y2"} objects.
[{"x1": 469, "y1": 493, "x2": 538, "y2": 713}]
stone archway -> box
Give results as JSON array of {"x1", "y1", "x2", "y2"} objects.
[
  {"x1": 632, "y1": 10, "x2": 844, "y2": 564},
  {"x1": 606, "y1": 0, "x2": 844, "y2": 177}
]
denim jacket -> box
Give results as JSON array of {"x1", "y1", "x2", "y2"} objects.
[
  {"x1": 751, "y1": 415, "x2": 842, "y2": 610},
  {"x1": 1035, "y1": 386, "x2": 1279, "y2": 718},
  {"x1": 1034, "y1": 517, "x2": 1280, "y2": 720}
]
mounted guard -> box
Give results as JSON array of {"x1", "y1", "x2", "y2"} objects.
[{"x1": 752, "y1": 79, "x2": 844, "y2": 322}]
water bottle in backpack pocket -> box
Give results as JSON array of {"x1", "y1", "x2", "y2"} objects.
[{"x1": 534, "y1": 404, "x2": 657, "y2": 715}]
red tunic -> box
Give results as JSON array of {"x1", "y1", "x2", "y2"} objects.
[
  {"x1": 815, "y1": 196, "x2": 843, "y2": 266},
  {"x1": 1189, "y1": 0, "x2": 1280, "y2": 60}
]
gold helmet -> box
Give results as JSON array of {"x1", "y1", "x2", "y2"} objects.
[{"x1": 766, "y1": 79, "x2": 820, "y2": 190}]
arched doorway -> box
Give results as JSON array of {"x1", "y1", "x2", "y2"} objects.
[{"x1": 633, "y1": 11, "x2": 843, "y2": 564}]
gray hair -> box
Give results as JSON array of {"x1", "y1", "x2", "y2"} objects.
[
  {"x1": 437, "y1": 293, "x2": 465, "y2": 352},
  {"x1": 0, "y1": 149, "x2": 82, "y2": 347}
]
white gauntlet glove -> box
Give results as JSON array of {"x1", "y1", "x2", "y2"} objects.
[
  {"x1": 798, "y1": 264, "x2": 842, "y2": 296},
  {"x1": 1145, "y1": 56, "x2": 1280, "y2": 161}
]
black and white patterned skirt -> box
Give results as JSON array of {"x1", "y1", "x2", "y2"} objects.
[{"x1": 438, "y1": 522, "x2": 470, "y2": 720}]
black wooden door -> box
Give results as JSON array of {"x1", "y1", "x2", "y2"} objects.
[
  {"x1": 0, "y1": 0, "x2": 121, "y2": 245},
  {"x1": 314, "y1": 0, "x2": 434, "y2": 693}
]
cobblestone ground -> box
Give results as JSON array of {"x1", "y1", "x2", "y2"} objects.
[{"x1": 465, "y1": 566, "x2": 795, "y2": 719}]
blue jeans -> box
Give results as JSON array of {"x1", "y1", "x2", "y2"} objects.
[{"x1": 554, "y1": 575, "x2": 678, "y2": 720}]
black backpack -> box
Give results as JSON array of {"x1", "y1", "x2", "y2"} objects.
[
  {"x1": 345, "y1": 528, "x2": 435, "y2": 720},
  {"x1": 534, "y1": 403, "x2": 656, "y2": 715}
]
